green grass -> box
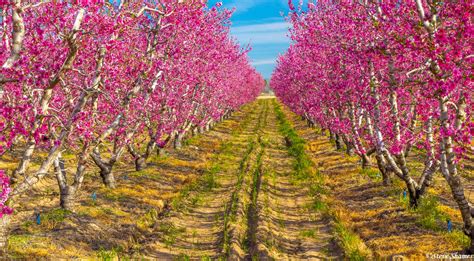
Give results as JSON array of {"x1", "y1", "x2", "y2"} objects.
[
  {"x1": 274, "y1": 102, "x2": 312, "y2": 180},
  {"x1": 333, "y1": 221, "x2": 369, "y2": 260},
  {"x1": 300, "y1": 229, "x2": 317, "y2": 238},
  {"x1": 102, "y1": 188, "x2": 129, "y2": 202},
  {"x1": 412, "y1": 196, "x2": 448, "y2": 231},
  {"x1": 136, "y1": 208, "x2": 159, "y2": 230},
  {"x1": 171, "y1": 160, "x2": 221, "y2": 210},
  {"x1": 399, "y1": 194, "x2": 449, "y2": 231},
  {"x1": 445, "y1": 230, "x2": 470, "y2": 249},
  {"x1": 130, "y1": 167, "x2": 162, "y2": 181},
  {"x1": 359, "y1": 168, "x2": 382, "y2": 182},
  {"x1": 158, "y1": 222, "x2": 186, "y2": 247},
  {"x1": 273, "y1": 100, "x2": 372, "y2": 259},
  {"x1": 308, "y1": 199, "x2": 328, "y2": 212},
  {"x1": 8, "y1": 235, "x2": 31, "y2": 247},
  {"x1": 96, "y1": 246, "x2": 124, "y2": 261},
  {"x1": 203, "y1": 165, "x2": 220, "y2": 191},
  {"x1": 35, "y1": 208, "x2": 72, "y2": 229},
  {"x1": 42, "y1": 208, "x2": 71, "y2": 222}
]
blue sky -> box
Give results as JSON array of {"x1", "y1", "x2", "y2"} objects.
[{"x1": 207, "y1": 0, "x2": 296, "y2": 79}]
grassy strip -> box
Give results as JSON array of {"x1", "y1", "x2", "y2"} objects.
[
  {"x1": 273, "y1": 100, "x2": 372, "y2": 260},
  {"x1": 273, "y1": 101, "x2": 312, "y2": 180}
]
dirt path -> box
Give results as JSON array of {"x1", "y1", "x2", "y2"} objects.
[
  {"x1": 143, "y1": 99, "x2": 266, "y2": 259},
  {"x1": 250, "y1": 100, "x2": 340, "y2": 260},
  {"x1": 143, "y1": 99, "x2": 338, "y2": 260}
]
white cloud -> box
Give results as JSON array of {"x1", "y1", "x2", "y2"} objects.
[
  {"x1": 231, "y1": 21, "x2": 291, "y2": 45},
  {"x1": 251, "y1": 59, "x2": 277, "y2": 66},
  {"x1": 232, "y1": 22, "x2": 289, "y2": 33}
]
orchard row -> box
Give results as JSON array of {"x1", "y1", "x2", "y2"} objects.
[
  {"x1": 272, "y1": 1, "x2": 473, "y2": 253},
  {"x1": 0, "y1": 1, "x2": 264, "y2": 217}
]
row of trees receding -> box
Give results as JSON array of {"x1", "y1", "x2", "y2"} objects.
[
  {"x1": 0, "y1": 0, "x2": 264, "y2": 252},
  {"x1": 271, "y1": 0, "x2": 473, "y2": 253}
]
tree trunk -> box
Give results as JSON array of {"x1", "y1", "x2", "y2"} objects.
[
  {"x1": 438, "y1": 96, "x2": 473, "y2": 249},
  {"x1": 100, "y1": 168, "x2": 116, "y2": 188},
  {"x1": 157, "y1": 148, "x2": 166, "y2": 156},
  {"x1": 335, "y1": 134, "x2": 343, "y2": 150},
  {"x1": 405, "y1": 181, "x2": 420, "y2": 207},
  {"x1": 329, "y1": 130, "x2": 335, "y2": 141},
  {"x1": 445, "y1": 175, "x2": 473, "y2": 250},
  {"x1": 60, "y1": 186, "x2": 77, "y2": 210},
  {"x1": 375, "y1": 153, "x2": 392, "y2": 186},
  {"x1": 320, "y1": 128, "x2": 326, "y2": 136},
  {"x1": 344, "y1": 139, "x2": 355, "y2": 156},
  {"x1": 174, "y1": 133, "x2": 184, "y2": 149},
  {"x1": 470, "y1": 226, "x2": 474, "y2": 254},
  {"x1": 0, "y1": 216, "x2": 10, "y2": 257},
  {"x1": 91, "y1": 150, "x2": 117, "y2": 188},
  {"x1": 135, "y1": 156, "x2": 147, "y2": 171},
  {"x1": 11, "y1": 141, "x2": 36, "y2": 184},
  {"x1": 361, "y1": 154, "x2": 371, "y2": 169}
]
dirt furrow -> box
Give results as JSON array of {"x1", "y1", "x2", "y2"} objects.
[
  {"x1": 143, "y1": 100, "x2": 269, "y2": 259},
  {"x1": 243, "y1": 100, "x2": 340, "y2": 260}
]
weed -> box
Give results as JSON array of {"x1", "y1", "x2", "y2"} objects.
[
  {"x1": 21, "y1": 221, "x2": 33, "y2": 230},
  {"x1": 273, "y1": 101, "x2": 312, "y2": 181},
  {"x1": 445, "y1": 230, "x2": 470, "y2": 249},
  {"x1": 102, "y1": 189, "x2": 128, "y2": 202},
  {"x1": 203, "y1": 165, "x2": 220, "y2": 191},
  {"x1": 399, "y1": 194, "x2": 449, "y2": 231},
  {"x1": 183, "y1": 136, "x2": 199, "y2": 146},
  {"x1": 130, "y1": 168, "x2": 162, "y2": 181},
  {"x1": 190, "y1": 195, "x2": 203, "y2": 207},
  {"x1": 158, "y1": 222, "x2": 186, "y2": 247},
  {"x1": 309, "y1": 182, "x2": 326, "y2": 196},
  {"x1": 8, "y1": 235, "x2": 31, "y2": 247},
  {"x1": 222, "y1": 140, "x2": 256, "y2": 256},
  {"x1": 411, "y1": 196, "x2": 448, "y2": 231},
  {"x1": 309, "y1": 199, "x2": 328, "y2": 212},
  {"x1": 41, "y1": 208, "x2": 71, "y2": 229},
  {"x1": 176, "y1": 253, "x2": 190, "y2": 261},
  {"x1": 359, "y1": 168, "x2": 382, "y2": 181},
  {"x1": 333, "y1": 221, "x2": 371, "y2": 260},
  {"x1": 8, "y1": 235, "x2": 56, "y2": 258},
  {"x1": 137, "y1": 208, "x2": 159, "y2": 231},
  {"x1": 300, "y1": 229, "x2": 317, "y2": 238},
  {"x1": 96, "y1": 246, "x2": 123, "y2": 261}
]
